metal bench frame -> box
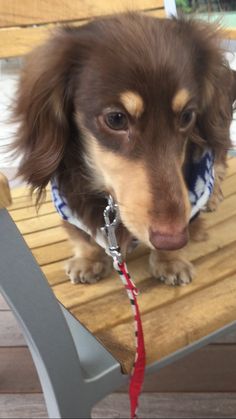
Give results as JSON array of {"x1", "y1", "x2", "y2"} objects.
[{"x1": 1, "y1": 208, "x2": 236, "y2": 418}]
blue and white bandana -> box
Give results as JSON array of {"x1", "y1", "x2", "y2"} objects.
[{"x1": 51, "y1": 147, "x2": 214, "y2": 249}]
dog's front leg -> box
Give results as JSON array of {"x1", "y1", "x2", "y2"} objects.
[
  {"x1": 149, "y1": 216, "x2": 208, "y2": 286},
  {"x1": 63, "y1": 222, "x2": 112, "y2": 284},
  {"x1": 149, "y1": 247, "x2": 194, "y2": 286}
]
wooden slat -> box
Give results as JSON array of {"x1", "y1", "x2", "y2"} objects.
[
  {"x1": 94, "y1": 392, "x2": 236, "y2": 418},
  {"x1": 15, "y1": 213, "x2": 61, "y2": 235},
  {"x1": 0, "y1": 312, "x2": 25, "y2": 346},
  {"x1": 139, "y1": 346, "x2": 236, "y2": 392},
  {"x1": 187, "y1": 214, "x2": 236, "y2": 261},
  {"x1": 97, "y1": 272, "x2": 236, "y2": 373},
  {"x1": 204, "y1": 193, "x2": 236, "y2": 228},
  {"x1": 0, "y1": 0, "x2": 164, "y2": 27},
  {"x1": 0, "y1": 293, "x2": 9, "y2": 310},
  {"x1": 0, "y1": 172, "x2": 12, "y2": 209},
  {"x1": 23, "y1": 226, "x2": 67, "y2": 249},
  {"x1": 0, "y1": 8, "x2": 166, "y2": 58},
  {"x1": 10, "y1": 191, "x2": 52, "y2": 211},
  {"x1": 52, "y1": 254, "x2": 150, "y2": 307},
  {"x1": 0, "y1": 395, "x2": 47, "y2": 419},
  {"x1": 70, "y1": 240, "x2": 236, "y2": 333},
  {"x1": 10, "y1": 186, "x2": 31, "y2": 199},
  {"x1": 10, "y1": 202, "x2": 55, "y2": 222},
  {"x1": 2, "y1": 393, "x2": 236, "y2": 419},
  {"x1": 32, "y1": 241, "x2": 72, "y2": 265},
  {"x1": 221, "y1": 173, "x2": 236, "y2": 198},
  {"x1": 3, "y1": 345, "x2": 236, "y2": 395},
  {"x1": 41, "y1": 260, "x2": 68, "y2": 286},
  {"x1": 0, "y1": 348, "x2": 42, "y2": 393},
  {"x1": 226, "y1": 157, "x2": 236, "y2": 178},
  {"x1": 26, "y1": 210, "x2": 236, "y2": 276}
]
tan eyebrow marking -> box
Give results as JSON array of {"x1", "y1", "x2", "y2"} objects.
[
  {"x1": 120, "y1": 91, "x2": 144, "y2": 118},
  {"x1": 172, "y1": 88, "x2": 190, "y2": 113}
]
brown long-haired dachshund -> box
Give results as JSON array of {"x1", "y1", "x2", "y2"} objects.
[{"x1": 12, "y1": 13, "x2": 236, "y2": 285}]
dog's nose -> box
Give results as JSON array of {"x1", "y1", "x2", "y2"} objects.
[{"x1": 149, "y1": 226, "x2": 188, "y2": 250}]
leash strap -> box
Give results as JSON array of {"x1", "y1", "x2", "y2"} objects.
[
  {"x1": 102, "y1": 196, "x2": 146, "y2": 419},
  {"x1": 102, "y1": 195, "x2": 145, "y2": 419},
  {"x1": 113, "y1": 260, "x2": 146, "y2": 419}
]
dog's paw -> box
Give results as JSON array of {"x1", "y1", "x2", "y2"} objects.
[
  {"x1": 149, "y1": 251, "x2": 194, "y2": 286},
  {"x1": 65, "y1": 255, "x2": 112, "y2": 284}
]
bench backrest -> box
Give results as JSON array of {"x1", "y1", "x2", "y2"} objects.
[{"x1": 0, "y1": 0, "x2": 167, "y2": 58}]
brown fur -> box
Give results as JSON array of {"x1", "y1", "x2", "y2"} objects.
[{"x1": 11, "y1": 13, "x2": 236, "y2": 284}]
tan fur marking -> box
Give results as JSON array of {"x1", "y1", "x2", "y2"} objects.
[
  {"x1": 87, "y1": 139, "x2": 153, "y2": 247},
  {"x1": 120, "y1": 91, "x2": 144, "y2": 118},
  {"x1": 172, "y1": 88, "x2": 190, "y2": 113}
]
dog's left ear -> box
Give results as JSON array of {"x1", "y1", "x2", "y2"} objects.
[
  {"x1": 189, "y1": 21, "x2": 235, "y2": 159},
  {"x1": 12, "y1": 28, "x2": 88, "y2": 200}
]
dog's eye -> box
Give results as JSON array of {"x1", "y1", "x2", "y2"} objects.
[
  {"x1": 105, "y1": 112, "x2": 128, "y2": 131},
  {"x1": 179, "y1": 109, "x2": 196, "y2": 130}
]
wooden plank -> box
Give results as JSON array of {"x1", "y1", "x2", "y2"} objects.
[
  {"x1": 221, "y1": 173, "x2": 236, "y2": 198},
  {"x1": 0, "y1": 312, "x2": 25, "y2": 346},
  {"x1": 16, "y1": 213, "x2": 61, "y2": 235},
  {"x1": 0, "y1": 172, "x2": 12, "y2": 209},
  {"x1": 0, "y1": 293, "x2": 9, "y2": 310},
  {"x1": 10, "y1": 186, "x2": 31, "y2": 199},
  {"x1": 10, "y1": 191, "x2": 51, "y2": 211},
  {"x1": 96, "y1": 272, "x2": 236, "y2": 373},
  {"x1": 51, "y1": 252, "x2": 158, "y2": 307},
  {"x1": 10, "y1": 202, "x2": 55, "y2": 222},
  {"x1": 93, "y1": 392, "x2": 236, "y2": 418},
  {"x1": 2, "y1": 346, "x2": 236, "y2": 395},
  {"x1": 23, "y1": 226, "x2": 67, "y2": 249},
  {"x1": 226, "y1": 157, "x2": 236, "y2": 177},
  {"x1": 71, "y1": 241, "x2": 236, "y2": 333},
  {"x1": 204, "y1": 193, "x2": 236, "y2": 228},
  {"x1": 35, "y1": 210, "x2": 236, "y2": 292},
  {"x1": 41, "y1": 260, "x2": 68, "y2": 286},
  {"x1": 187, "y1": 214, "x2": 236, "y2": 261},
  {"x1": 0, "y1": 8, "x2": 166, "y2": 58},
  {"x1": 0, "y1": 347, "x2": 42, "y2": 393},
  {"x1": 138, "y1": 346, "x2": 236, "y2": 392},
  {"x1": 0, "y1": 394, "x2": 47, "y2": 419},
  {"x1": 32, "y1": 241, "x2": 72, "y2": 265},
  {"x1": 0, "y1": 0, "x2": 164, "y2": 27},
  {"x1": 1, "y1": 393, "x2": 236, "y2": 419}
]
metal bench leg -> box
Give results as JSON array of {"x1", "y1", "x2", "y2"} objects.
[{"x1": 0, "y1": 210, "x2": 93, "y2": 418}]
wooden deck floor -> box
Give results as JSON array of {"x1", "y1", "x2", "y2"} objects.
[{"x1": 2, "y1": 293, "x2": 236, "y2": 418}]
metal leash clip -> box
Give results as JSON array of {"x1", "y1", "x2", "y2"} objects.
[{"x1": 102, "y1": 195, "x2": 123, "y2": 264}]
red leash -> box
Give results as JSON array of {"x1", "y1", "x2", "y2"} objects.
[{"x1": 103, "y1": 198, "x2": 146, "y2": 419}]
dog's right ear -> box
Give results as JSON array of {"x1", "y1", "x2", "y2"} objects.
[{"x1": 12, "y1": 28, "x2": 85, "y2": 198}]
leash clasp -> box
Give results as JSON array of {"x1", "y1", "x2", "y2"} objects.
[{"x1": 102, "y1": 195, "x2": 122, "y2": 263}]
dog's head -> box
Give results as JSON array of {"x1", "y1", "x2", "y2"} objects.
[{"x1": 13, "y1": 13, "x2": 235, "y2": 250}]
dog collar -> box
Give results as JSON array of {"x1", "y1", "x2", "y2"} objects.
[{"x1": 51, "y1": 147, "x2": 214, "y2": 248}]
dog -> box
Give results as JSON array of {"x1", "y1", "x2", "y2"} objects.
[{"x1": 12, "y1": 12, "x2": 236, "y2": 286}]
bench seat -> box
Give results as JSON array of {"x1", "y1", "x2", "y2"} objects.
[{"x1": 8, "y1": 157, "x2": 236, "y2": 374}]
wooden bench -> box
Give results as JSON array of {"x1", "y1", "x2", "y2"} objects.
[
  {"x1": 5, "y1": 156, "x2": 236, "y2": 375},
  {"x1": 0, "y1": 0, "x2": 167, "y2": 58}
]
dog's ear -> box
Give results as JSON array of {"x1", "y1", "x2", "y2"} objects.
[
  {"x1": 13, "y1": 29, "x2": 84, "y2": 198},
  {"x1": 189, "y1": 21, "x2": 235, "y2": 160}
]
